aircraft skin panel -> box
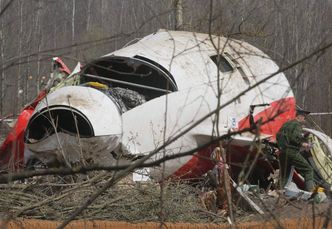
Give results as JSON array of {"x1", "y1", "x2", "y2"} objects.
[
  {"x1": 170, "y1": 145, "x2": 216, "y2": 180},
  {"x1": 120, "y1": 85, "x2": 217, "y2": 155},
  {"x1": 28, "y1": 132, "x2": 120, "y2": 168},
  {"x1": 308, "y1": 134, "x2": 332, "y2": 184},
  {"x1": 305, "y1": 128, "x2": 332, "y2": 157},
  {"x1": 32, "y1": 86, "x2": 122, "y2": 136},
  {"x1": 238, "y1": 97, "x2": 296, "y2": 139},
  {"x1": 108, "y1": 31, "x2": 292, "y2": 99},
  {"x1": 120, "y1": 81, "x2": 294, "y2": 146},
  {"x1": 111, "y1": 45, "x2": 216, "y2": 90},
  {"x1": 25, "y1": 86, "x2": 123, "y2": 167},
  {"x1": 0, "y1": 90, "x2": 48, "y2": 170},
  {"x1": 163, "y1": 97, "x2": 295, "y2": 180},
  {"x1": 0, "y1": 109, "x2": 34, "y2": 170},
  {"x1": 108, "y1": 30, "x2": 294, "y2": 142},
  {"x1": 121, "y1": 82, "x2": 295, "y2": 179}
]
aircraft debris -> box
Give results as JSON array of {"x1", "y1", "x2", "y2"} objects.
[{"x1": 0, "y1": 30, "x2": 331, "y2": 206}]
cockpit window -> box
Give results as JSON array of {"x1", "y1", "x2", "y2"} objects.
[
  {"x1": 210, "y1": 55, "x2": 233, "y2": 73},
  {"x1": 134, "y1": 55, "x2": 177, "y2": 87},
  {"x1": 80, "y1": 56, "x2": 177, "y2": 103}
]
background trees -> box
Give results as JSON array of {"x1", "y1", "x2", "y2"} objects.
[{"x1": 0, "y1": 0, "x2": 331, "y2": 133}]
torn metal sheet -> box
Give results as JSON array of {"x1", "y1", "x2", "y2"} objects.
[{"x1": 28, "y1": 132, "x2": 120, "y2": 167}]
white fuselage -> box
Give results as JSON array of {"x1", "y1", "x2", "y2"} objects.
[
  {"x1": 25, "y1": 30, "x2": 295, "y2": 179},
  {"x1": 109, "y1": 30, "x2": 294, "y2": 179}
]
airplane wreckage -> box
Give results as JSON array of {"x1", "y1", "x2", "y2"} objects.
[{"x1": 0, "y1": 30, "x2": 332, "y2": 194}]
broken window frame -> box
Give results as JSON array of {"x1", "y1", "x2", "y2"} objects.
[
  {"x1": 210, "y1": 54, "x2": 234, "y2": 73},
  {"x1": 80, "y1": 56, "x2": 178, "y2": 102}
]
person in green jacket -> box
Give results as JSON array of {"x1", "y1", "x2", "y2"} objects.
[{"x1": 276, "y1": 109, "x2": 315, "y2": 191}]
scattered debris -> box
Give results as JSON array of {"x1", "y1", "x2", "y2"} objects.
[{"x1": 232, "y1": 180, "x2": 264, "y2": 215}]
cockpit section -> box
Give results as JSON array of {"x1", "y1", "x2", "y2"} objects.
[{"x1": 80, "y1": 56, "x2": 177, "y2": 108}]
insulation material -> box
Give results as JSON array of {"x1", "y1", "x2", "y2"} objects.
[{"x1": 308, "y1": 134, "x2": 332, "y2": 184}]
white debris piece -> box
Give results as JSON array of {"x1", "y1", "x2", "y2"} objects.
[{"x1": 133, "y1": 168, "x2": 150, "y2": 182}]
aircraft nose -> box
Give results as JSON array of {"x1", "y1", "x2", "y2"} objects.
[{"x1": 24, "y1": 86, "x2": 122, "y2": 167}]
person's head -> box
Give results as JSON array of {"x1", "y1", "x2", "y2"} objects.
[{"x1": 295, "y1": 109, "x2": 310, "y2": 122}]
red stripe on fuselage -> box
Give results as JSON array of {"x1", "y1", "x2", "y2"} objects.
[
  {"x1": 0, "y1": 109, "x2": 34, "y2": 170},
  {"x1": 172, "y1": 145, "x2": 216, "y2": 179},
  {"x1": 0, "y1": 90, "x2": 47, "y2": 170},
  {"x1": 238, "y1": 97, "x2": 296, "y2": 140},
  {"x1": 171, "y1": 97, "x2": 296, "y2": 179}
]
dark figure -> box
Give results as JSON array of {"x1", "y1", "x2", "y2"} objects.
[{"x1": 276, "y1": 109, "x2": 315, "y2": 191}]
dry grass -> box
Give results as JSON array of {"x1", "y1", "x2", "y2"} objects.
[
  {"x1": 0, "y1": 172, "x2": 232, "y2": 223},
  {"x1": 0, "y1": 168, "x2": 330, "y2": 225}
]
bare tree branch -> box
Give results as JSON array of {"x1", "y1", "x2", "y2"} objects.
[{"x1": 0, "y1": 0, "x2": 14, "y2": 18}]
